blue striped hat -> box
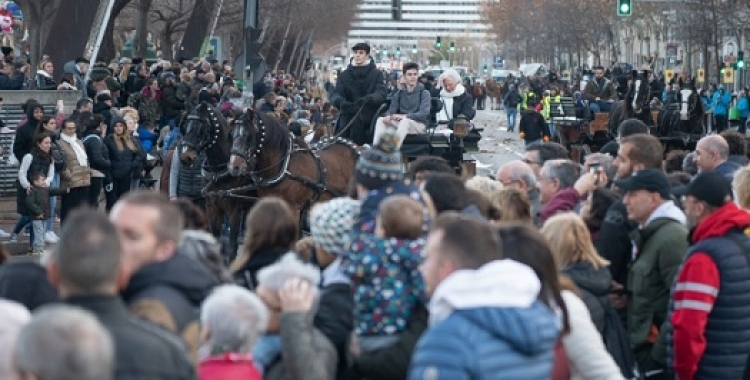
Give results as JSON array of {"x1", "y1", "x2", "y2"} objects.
[{"x1": 355, "y1": 128, "x2": 403, "y2": 190}]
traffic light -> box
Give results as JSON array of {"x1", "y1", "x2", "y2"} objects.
[
  {"x1": 738, "y1": 51, "x2": 745, "y2": 69},
  {"x1": 435, "y1": 37, "x2": 441, "y2": 49},
  {"x1": 391, "y1": 0, "x2": 402, "y2": 20},
  {"x1": 483, "y1": 65, "x2": 488, "y2": 73},
  {"x1": 449, "y1": 41, "x2": 455, "y2": 52},
  {"x1": 720, "y1": 62, "x2": 726, "y2": 74},
  {"x1": 396, "y1": 47, "x2": 401, "y2": 56},
  {"x1": 617, "y1": 0, "x2": 631, "y2": 16},
  {"x1": 412, "y1": 45, "x2": 417, "y2": 54}
]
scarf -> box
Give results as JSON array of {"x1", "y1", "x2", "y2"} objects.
[
  {"x1": 437, "y1": 85, "x2": 465, "y2": 122},
  {"x1": 59, "y1": 132, "x2": 88, "y2": 167}
]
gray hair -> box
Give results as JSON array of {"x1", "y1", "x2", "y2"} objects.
[
  {"x1": 499, "y1": 160, "x2": 538, "y2": 190},
  {"x1": 540, "y1": 159, "x2": 579, "y2": 189},
  {"x1": 13, "y1": 305, "x2": 114, "y2": 380},
  {"x1": 256, "y1": 253, "x2": 321, "y2": 292},
  {"x1": 439, "y1": 69, "x2": 461, "y2": 87},
  {"x1": 584, "y1": 153, "x2": 616, "y2": 182},
  {"x1": 0, "y1": 300, "x2": 30, "y2": 379},
  {"x1": 201, "y1": 285, "x2": 269, "y2": 353}
]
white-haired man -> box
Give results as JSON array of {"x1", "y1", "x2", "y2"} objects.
[
  {"x1": 13, "y1": 305, "x2": 114, "y2": 380},
  {"x1": 251, "y1": 253, "x2": 339, "y2": 379},
  {"x1": 199, "y1": 284, "x2": 269, "y2": 379},
  {"x1": 0, "y1": 300, "x2": 30, "y2": 379},
  {"x1": 496, "y1": 160, "x2": 541, "y2": 226}
]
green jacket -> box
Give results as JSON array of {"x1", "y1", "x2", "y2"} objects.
[
  {"x1": 26, "y1": 186, "x2": 67, "y2": 220},
  {"x1": 627, "y1": 216, "x2": 688, "y2": 366}
]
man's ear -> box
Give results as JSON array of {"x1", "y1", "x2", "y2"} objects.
[{"x1": 154, "y1": 241, "x2": 177, "y2": 263}]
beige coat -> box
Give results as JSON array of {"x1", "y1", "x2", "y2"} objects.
[{"x1": 58, "y1": 138, "x2": 91, "y2": 188}]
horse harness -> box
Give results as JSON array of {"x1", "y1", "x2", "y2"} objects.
[{"x1": 219, "y1": 114, "x2": 359, "y2": 202}]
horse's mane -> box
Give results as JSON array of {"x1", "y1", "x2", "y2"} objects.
[{"x1": 256, "y1": 111, "x2": 303, "y2": 152}]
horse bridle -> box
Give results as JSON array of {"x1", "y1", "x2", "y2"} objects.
[
  {"x1": 183, "y1": 107, "x2": 221, "y2": 154},
  {"x1": 230, "y1": 114, "x2": 266, "y2": 163}
]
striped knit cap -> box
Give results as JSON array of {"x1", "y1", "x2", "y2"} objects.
[{"x1": 355, "y1": 128, "x2": 403, "y2": 190}]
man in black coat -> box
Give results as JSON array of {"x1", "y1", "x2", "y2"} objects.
[
  {"x1": 330, "y1": 43, "x2": 388, "y2": 145},
  {"x1": 47, "y1": 209, "x2": 196, "y2": 379}
]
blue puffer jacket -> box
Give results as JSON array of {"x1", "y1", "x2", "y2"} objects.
[
  {"x1": 712, "y1": 88, "x2": 731, "y2": 116},
  {"x1": 409, "y1": 302, "x2": 558, "y2": 380},
  {"x1": 409, "y1": 260, "x2": 559, "y2": 380}
]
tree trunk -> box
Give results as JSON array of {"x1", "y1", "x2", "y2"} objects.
[
  {"x1": 286, "y1": 30, "x2": 301, "y2": 74},
  {"x1": 135, "y1": 0, "x2": 152, "y2": 58},
  {"x1": 161, "y1": 29, "x2": 174, "y2": 61},
  {"x1": 98, "y1": 0, "x2": 133, "y2": 64},
  {"x1": 274, "y1": 21, "x2": 292, "y2": 72}
]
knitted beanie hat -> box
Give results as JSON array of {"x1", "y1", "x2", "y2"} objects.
[
  {"x1": 310, "y1": 198, "x2": 361, "y2": 256},
  {"x1": 355, "y1": 128, "x2": 403, "y2": 190}
]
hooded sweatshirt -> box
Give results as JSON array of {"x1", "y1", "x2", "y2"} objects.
[{"x1": 410, "y1": 259, "x2": 559, "y2": 380}]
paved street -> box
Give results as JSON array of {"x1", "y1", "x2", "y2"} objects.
[{"x1": 470, "y1": 108, "x2": 526, "y2": 177}]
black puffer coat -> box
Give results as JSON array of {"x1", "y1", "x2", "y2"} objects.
[
  {"x1": 330, "y1": 59, "x2": 387, "y2": 145},
  {"x1": 104, "y1": 118, "x2": 145, "y2": 180},
  {"x1": 562, "y1": 261, "x2": 612, "y2": 334}
]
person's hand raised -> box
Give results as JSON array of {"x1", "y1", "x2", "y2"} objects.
[{"x1": 279, "y1": 278, "x2": 316, "y2": 313}]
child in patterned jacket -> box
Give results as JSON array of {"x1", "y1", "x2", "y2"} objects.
[
  {"x1": 344, "y1": 128, "x2": 428, "y2": 352},
  {"x1": 345, "y1": 193, "x2": 426, "y2": 352}
]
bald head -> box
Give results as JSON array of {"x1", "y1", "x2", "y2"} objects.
[
  {"x1": 496, "y1": 160, "x2": 538, "y2": 193},
  {"x1": 695, "y1": 135, "x2": 729, "y2": 172}
]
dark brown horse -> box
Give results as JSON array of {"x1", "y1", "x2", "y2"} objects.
[
  {"x1": 179, "y1": 102, "x2": 254, "y2": 260},
  {"x1": 227, "y1": 109, "x2": 359, "y2": 223}
]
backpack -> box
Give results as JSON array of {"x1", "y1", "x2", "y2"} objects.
[{"x1": 597, "y1": 297, "x2": 641, "y2": 379}]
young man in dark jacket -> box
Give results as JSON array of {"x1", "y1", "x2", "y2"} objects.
[
  {"x1": 48, "y1": 210, "x2": 196, "y2": 379},
  {"x1": 13, "y1": 103, "x2": 44, "y2": 163},
  {"x1": 112, "y1": 191, "x2": 219, "y2": 360},
  {"x1": 519, "y1": 99, "x2": 549, "y2": 146},
  {"x1": 330, "y1": 43, "x2": 388, "y2": 145}
]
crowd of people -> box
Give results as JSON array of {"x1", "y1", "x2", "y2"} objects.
[
  {"x1": 0, "y1": 115, "x2": 749, "y2": 379},
  {"x1": 2, "y1": 41, "x2": 750, "y2": 380}
]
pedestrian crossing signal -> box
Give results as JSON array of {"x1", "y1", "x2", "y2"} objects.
[
  {"x1": 435, "y1": 37, "x2": 441, "y2": 49},
  {"x1": 738, "y1": 51, "x2": 745, "y2": 69},
  {"x1": 617, "y1": 0, "x2": 631, "y2": 16}
]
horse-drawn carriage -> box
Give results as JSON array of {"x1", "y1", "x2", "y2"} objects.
[
  {"x1": 369, "y1": 96, "x2": 482, "y2": 178},
  {"x1": 168, "y1": 98, "x2": 481, "y2": 258},
  {"x1": 551, "y1": 71, "x2": 706, "y2": 162}
]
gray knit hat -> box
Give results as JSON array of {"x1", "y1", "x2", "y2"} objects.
[{"x1": 310, "y1": 198, "x2": 361, "y2": 256}]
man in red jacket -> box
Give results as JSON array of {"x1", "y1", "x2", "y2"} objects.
[{"x1": 669, "y1": 171, "x2": 750, "y2": 380}]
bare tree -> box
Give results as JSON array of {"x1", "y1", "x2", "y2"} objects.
[{"x1": 150, "y1": 0, "x2": 194, "y2": 60}]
